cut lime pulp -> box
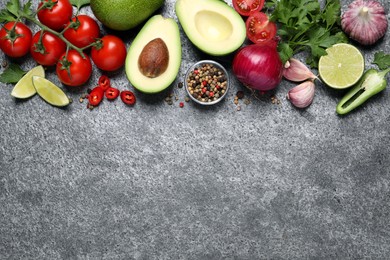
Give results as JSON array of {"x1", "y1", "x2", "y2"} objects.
[
  {"x1": 11, "y1": 65, "x2": 45, "y2": 99},
  {"x1": 32, "y1": 76, "x2": 70, "y2": 107},
  {"x1": 318, "y1": 43, "x2": 365, "y2": 89}
]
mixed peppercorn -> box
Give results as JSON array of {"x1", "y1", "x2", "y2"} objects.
[{"x1": 186, "y1": 63, "x2": 228, "y2": 104}]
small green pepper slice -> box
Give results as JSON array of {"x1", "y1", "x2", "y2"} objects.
[{"x1": 336, "y1": 68, "x2": 390, "y2": 115}]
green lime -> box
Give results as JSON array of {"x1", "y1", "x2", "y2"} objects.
[
  {"x1": 11, "y1": 65, "x2": 45, "y2": 99},
  {"x1": 32, "y1": 76, "x2": 70, "y2": 107},
  {"x1": 318, "y1": 43, "x2": 365, "y2": 89}
]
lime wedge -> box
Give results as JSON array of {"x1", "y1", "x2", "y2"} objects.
[
  {"x1": 318, "y1": 43, "x2": 365, "y2": 89},
  {"x1": 11, "y1": 65, "x2": 45, "y2": 99},
  {"x1": 32, "y1": 76, "x2": 70, "y2": 107}
]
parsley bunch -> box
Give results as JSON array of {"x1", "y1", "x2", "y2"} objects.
[{"x1": 267, "y1": 0, "x2": 348, "y2": 68}]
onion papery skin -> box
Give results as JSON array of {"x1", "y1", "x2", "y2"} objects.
[{"x1": 232, "y1": 44, "x2": 283, "y2": 91}]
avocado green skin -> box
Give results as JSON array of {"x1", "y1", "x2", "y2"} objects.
[{"x1": 90, "y1": 0, "x2": 164, "y2": 31}]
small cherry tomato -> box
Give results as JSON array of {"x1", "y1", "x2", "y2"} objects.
[
  {"x1": 98, "y1": 75, "x2": 111, "y2": 91},
  {"x1": 105, "y1": 87, "x2": 119, "y2": 100},
  {"x1": 88, "y1": 86, "x2": 104, "y2": 106},
  {"x1": 120, "y1": 90, "x2": 136, "y2": 105},
  {"x1": 245, "y1": 12, "x2": 277, "y2": 44},
  {"x1": 91, "y1": 35, "x2": 126, "y2": 71},
  {"x1": 233, "y1": 0, "x2": 265, "y2": 16},
  {"x1": 37, "y1": 0, "x2": 73, "y2": 31},
  {"x1": 30, "y1": 30, "x2": 66, "y2": 66},
  {"x1": 0, "y1": 22, "x2": 32, "y2": 58},
  {"x1": 56, "y1": 50, "x2": 92, "y2": 87},
  {"x1": 63, "y1": 15, "x2": 100, "y2": 48}
]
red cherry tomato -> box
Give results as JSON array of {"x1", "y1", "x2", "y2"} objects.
[
  {"x1": 105, "y1": 87, "x2": 119, "y2": 100},
  {"x1": 30, "y1": 31, "x2": 66, "y2": 66},
  {"x1": 245, "y1": 12, "x2": 277, "y2": 44},
  {"x1": 0, "y1": 22, "x2": 32, "y2": 58},
  {"x1": 120, "y1": 90, "x2": 136, "y2": 105},
  {"x1": 88, "y1": 86, "x2": 104, "y2": 106},
  {"x1": 37, "y1": 0, "x2": 73, "y2": 31},
  {"x1": 56, "y1": 50, "x2": 92, "y2": 87},
  {"x1": 233, "y1": 0, "x2": 265, "y2": 16},
  {"x1": 91, "y1": 35, "x2": 126, "y2": 71},
  {"x1": 98, "y1": 75, "x2": 111, "y2": 91},
  {"x1": 63, "y1": 15, "x2": 100, "y2": 48}
]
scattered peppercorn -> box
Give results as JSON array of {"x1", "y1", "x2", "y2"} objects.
[
  {"x1": 236, "y1": 91, "x2": 244, "y2": 99},
  {"x1": 178, "y1": 82, "x2": 183, "y2": 88},
  {"x1": 179, "y1": 102, "x2": 184, "y2": 108},
  {"x1": 244, "y1": 99, "x2": 251, "y2": 105},
  {"x1": 185, "y1": 97, "x2": 190, "y2": 102}
]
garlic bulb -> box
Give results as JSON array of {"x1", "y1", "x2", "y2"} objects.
[
  {"x1": 283, "y1": 58, "x2": 318, "y2": 82},
  {"x1": 287, "y1": 81, "x2": 315, "y2": 108},
  {"x1": 341, "y1": 0, "x2": 388, "y2": 45}
]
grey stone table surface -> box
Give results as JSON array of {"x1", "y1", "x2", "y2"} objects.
[{"x1": 0, "y1": 0, "x2": 389, "y2": 259}]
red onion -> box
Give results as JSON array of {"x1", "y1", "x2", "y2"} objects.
[{"x1": 232, "y1": 44, "x2": 283, "y2": 91}]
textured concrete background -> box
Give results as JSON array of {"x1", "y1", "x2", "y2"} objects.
[{"x1": 0, "y1": 0, "x2": 389, "y2": 259}]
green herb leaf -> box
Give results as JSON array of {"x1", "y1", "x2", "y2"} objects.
[
  {"x1": 6, "y1": 0, "x2": 20, "y2": 18},
  {"x1": 70, "y1": 0, "x2": 90, "y2": 10},
  {"x1": 373, "y1": 51, "x2": 390, "y2": 70},
  {"x1": 0, "y1": 63, "x2": 26, "y2": 84},
  {"x1": 21, "y1": 0, "x2": 33, "y2": 19}
]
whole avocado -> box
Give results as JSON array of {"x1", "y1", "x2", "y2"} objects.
[{"x1": 90, "y1": 0, "x2": 165, "y2": 31}]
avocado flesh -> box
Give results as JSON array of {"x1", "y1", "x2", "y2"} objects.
[
  {"x1": 90, "y1": 0, "x2": 164, "y2": 31},
  {"x1": 125, "y1": 15, "x2": 182, "y2": 94},
  {"x1": 175, "y1": 0, "x2": 246, "y2": 56}
]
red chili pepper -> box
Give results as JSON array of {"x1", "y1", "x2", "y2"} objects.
[
  {"x1": 98, "y1": 75, "x2": 111, "y2": 92},
  {"x1": 120, "y1": 90, "x2": 136, "y2": 106},
  {"x1": 105, "y1": 87, "x2": 119, "y2": 100},
  {"x1": 88, "y1": 86, "x2": 104, "y2": 106}
]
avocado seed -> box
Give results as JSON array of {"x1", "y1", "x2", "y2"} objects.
[{"x1": 138, "y1": 38, "x2": 169, "y2": 78}]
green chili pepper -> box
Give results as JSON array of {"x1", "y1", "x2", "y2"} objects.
[{"x1": 336, "y1": 68, "x2": 390, "y2": 115}]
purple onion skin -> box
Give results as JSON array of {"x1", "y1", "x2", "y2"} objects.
[{"x1": 232, "y1": 44, "x2": 283, "y2": 91}]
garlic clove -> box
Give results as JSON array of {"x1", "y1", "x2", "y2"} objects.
[
  {"x1": 287, "y1": 80, "x2": 315, "y2": 108},
  {"x1": 283, "y1": 58, "x2": 318, "y2": 82},
  {"x1": 341, "y1": 0, "x2": 388, "y2": 45}
]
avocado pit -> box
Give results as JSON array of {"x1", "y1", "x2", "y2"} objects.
[{"x1": 138, "y1": 38, "x2": 169, "y2": 78}]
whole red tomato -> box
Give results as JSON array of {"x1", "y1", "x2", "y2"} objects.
[
  {"x1": 56, "y1": 50, "x2": 92, "y2": 87},
  {"x1": 30, "y1": 31, "x2": 66, "y2": 66},
  {"x1": 37, "y1": 0, "x2": 73, "y2": 31},
  {"x1": 91, "y1": 35, "x2": 126, "y2": 71},
  {"x1": 0, "y1": 22, "x2": 32, "y2": 58},
  {"x1": 63, "y1": 15, "x2": 100, "y2": 48}
]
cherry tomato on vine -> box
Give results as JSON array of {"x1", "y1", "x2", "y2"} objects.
[
  {"x1": 245, "y1": 12, "x2": 277, "y2": 44},
  {"x1": 88, "y1": 86, "x2": 104, "y2": 106},
  {"x1": 56, "y1": 50, "x2": 92, "y2": 87},
  {"x1": 30, "y1": 31, "x2": 66, "y2": 66},
  {"x1": 37, "y1": 0, "x2": 73, "y2": 31},
  {"x1": 0, "y1": 22, "x2": 32, "y2": 58},
  {"x1": 120, "y1": 90, "x2": 136, "y2": 105},
  {"x1": 98, "y1": 75, "x2": 111, "y2": 91},
  {"x1": 105, "y1": 87, "x2": 119, "y2": 100},
  {"x1": 91, "y1": 35, "x2": 126, "y2": 71},
  {"x1": 233, "y1": 0, "x2": 265, "y2": 16},
  {"x1": 63, "y1": 15, "x2": 100, "y2": 48}
]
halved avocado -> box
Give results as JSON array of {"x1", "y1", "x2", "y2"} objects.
[
  {"x1": 175, "y1": 0, "x2": 246, "y2": 56},
  {"x1": 125, "y1": 15, "x2": 182, "y2": 94}
]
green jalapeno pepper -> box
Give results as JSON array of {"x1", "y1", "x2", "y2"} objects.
[{"x1": 336, "y1": 68, "x2": 390, "y2": 115}]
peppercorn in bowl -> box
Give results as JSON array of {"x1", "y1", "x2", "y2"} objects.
[{"x1": 185, "y1": 60, "x2": 229, "y2": 105}]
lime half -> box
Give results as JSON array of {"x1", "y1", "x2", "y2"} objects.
[
  {"x1": 318, "y1": 43, "x2": 364, "y2": 89},
  {"x1": 32, "y1": 76, "x2": 70, "y2": 107},
  {"x1": 11, "y1": 65, "x2": 45, "y2": 99}
]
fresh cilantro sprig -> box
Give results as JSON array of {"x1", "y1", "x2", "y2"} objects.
[
  {"x1": 0, "y1": 64, "x2": 26, "y2": 84},
  {"x1": 373, "y1": 51, "x2": 390, "y2": 70},
  {"x1": 0, "y1": 0, "x2": 33, "y2": 23},
  {"x1": 267, "y1": 0, "x2": 348, "y2": 68}
]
